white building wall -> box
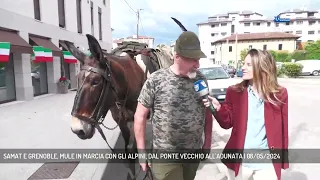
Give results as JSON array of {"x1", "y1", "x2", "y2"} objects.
[
  {"x1": 0, "y1": 0, "x2": 112, "y2": 51},
  {"x1": 198, "y1": 9, "x2": 320, "y2": 64},
  {"x1": 214, "y1": 39, "x2": 297, "y2": 65}
]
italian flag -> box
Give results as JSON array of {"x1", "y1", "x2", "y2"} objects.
[
  {"x1": 63, "y1": 51, "x2": 77, "y2": 63},
  {"x1": 0, "y1": 42, "x2": 10, "y2": 62},
  {"x1": 33, "y1": 46, "x2": 46, "y2": 62},
  {"x1": 44, "y1": 48, "x2": 53, "y2": 62}
]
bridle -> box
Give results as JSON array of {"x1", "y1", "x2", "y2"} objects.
[{"x1": 71, "y1": 57, "x2": 153, "y2": 180}]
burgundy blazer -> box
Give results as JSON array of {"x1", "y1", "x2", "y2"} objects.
[{"x1": 215, "y1": 85, "x2": 289, "y2": 180}]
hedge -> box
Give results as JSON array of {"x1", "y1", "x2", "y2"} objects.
[{"x1": 277, "y1": 62, "x2": 303, "y2": 78}]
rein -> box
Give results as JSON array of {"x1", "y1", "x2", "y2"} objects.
[{"x1": 71, "y1": 60, "x2": 153, "y2": 180}]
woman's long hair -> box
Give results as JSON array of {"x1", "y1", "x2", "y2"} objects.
[{"x1": 233, "y1": 49, "x2": 284, "y2": 106}]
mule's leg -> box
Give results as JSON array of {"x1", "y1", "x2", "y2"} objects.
[
  {"x1": 110, "y1": 107, "x2": 137, "y2": 180},
  {"x1": 122, "y1": 110, "x2": 138, "y2": 180}
]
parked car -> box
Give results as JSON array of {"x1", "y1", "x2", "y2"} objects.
[
  {"x1": 295, "y1": 60, "x2": 320, "y2": 76},
  {"x1": 226, "y1": 65, "x2": 236, "y2": 75},
  {"x1": 236, "y1": 68, "x2": 243, "y2": 77},
  {"x1": 198, "y1": 64, "x2": 240, "y2": 102}
]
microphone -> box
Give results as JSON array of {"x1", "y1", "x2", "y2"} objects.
[{"x1": 193, "y1": 79, "x2": 216, "y2": 114}]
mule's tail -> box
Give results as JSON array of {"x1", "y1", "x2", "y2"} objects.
[{"x1": 171, "y1": 17, "x2": 187, "y2": 31}]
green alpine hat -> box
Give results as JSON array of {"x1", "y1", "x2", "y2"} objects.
[{"x1": 174, "y1": 31, "x2": 207, "y2": 59}]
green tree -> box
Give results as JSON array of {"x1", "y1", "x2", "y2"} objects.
[
  {"x1": 276, "y1": 52, "x2": 289, "y2": 62},
  {"x1": 289, "y1": 50, "x2": 307, "y2": 61},
  {"x1": 240, "y1": 48, "x2": 248, "y2": 61},
  {"x1": 304, "y1": 40, "x2": 320, "y2": 59},
  {"x1": 268, "y1": 50, "x2": 277, "y2": 60}
]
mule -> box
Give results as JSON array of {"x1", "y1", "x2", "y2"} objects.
[{"x1": 63, "y1": 34, "x2": 173, "y2": 180}]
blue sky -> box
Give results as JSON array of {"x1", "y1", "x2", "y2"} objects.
[{"x1": 110, "y1": 0, "x2": 320, "y2": 46}]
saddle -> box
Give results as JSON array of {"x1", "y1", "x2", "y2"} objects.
[{"x1": 110, "y1": 41, "x2": 173, "y2": 74}]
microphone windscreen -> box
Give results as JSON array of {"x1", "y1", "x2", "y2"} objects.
[{"x1": 193, "y1": 80, "x2": 209, "y2": 97}]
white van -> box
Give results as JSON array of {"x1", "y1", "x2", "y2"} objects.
[{"x1": 295, "y1": 60, "x2": 320, "y2": 76}]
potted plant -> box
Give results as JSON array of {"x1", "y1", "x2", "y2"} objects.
[{"x1": 58, "y1": 76, "x2": 70, "y2": 94}]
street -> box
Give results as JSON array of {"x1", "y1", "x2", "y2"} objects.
[{"x1": 0, "y1": 77, "x2": 319, "y2": 180}]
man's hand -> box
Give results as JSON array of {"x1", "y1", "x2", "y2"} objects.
[
  {"x1": 140, "y1": 160, "x2": 151, "y2": 171},
  {"x1": 203, "y1": 95, "x2": 221, "y2": 111},
  {"x1": 200, "y1": 142, "x2": 211, "y2": 161}
]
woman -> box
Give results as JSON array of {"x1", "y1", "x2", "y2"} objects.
[{"x1": 204, "y1": 49, "x2": 288, "y2": 180}]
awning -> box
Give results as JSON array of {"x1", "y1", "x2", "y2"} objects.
[
  {"x1": 29, "y1": 35, "x2": 62, "y2": 56},
  {"x1": 0, "y1": 29, "x2": 33, "y2": 54},
  {"x1": 59, "y1": 40, "x2": 77, "y2": 64}
]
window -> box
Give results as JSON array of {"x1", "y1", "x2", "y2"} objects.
[
  {"x1": 263, "y1": 45, "x2": 267, "y2": 50},
  {"x1": 221, "y1": 32, "x2": 227, "y2": 36},
  {"x1": 33, "y1": 0, "x2": 41, "y2": 20},
  {"x1": 296, "y1": 21, "x2": 303, "y2": 24},
  {"x1": 103, "y1": 0, "x2": 106, "y2": 5},
  {"x1": 0, "y1": 54, "x2": 16, "y2": 104},
  {"x1": 76, "y1": 0, "x2": 82, "y2": 33},
  {"x1": 91, "y1": 1, "x2": 94, "y2": 35},
  {"x1": 229, "y1": 46, "x2": 232, "y2": 52},
  {"x1": 308, "y1": 31, "x2": 315, "y2": 35},
  {"x1": 211, "y1": 25, "x2": 216, "y2": 28},
  {"x1": 231, "y1": 25, "x2": 234, "y2": 33},
  {"x1": 211, "y1": 42, "x2": 214, "y2": 46},
  {"x1": 309, "y1": 21, "x2": 316, "y2": 25},
  {"x1": 278, "y1": 44, "x2": 282, "y2": 50},
  {"x1": 249, "y1": 45, "x2": 252, "y2": 49},
  {"x1": 267, "y1": 22, "x2": 271, "y2": 26},
  {"x1": 211, "y1": 51, "x2": 215, "y2": 55},
  {"x1": 221, "y1": 23, "x2": 227, "y2": 26},
  {"x1": 98, "y1": 7, "x2": 102, "y2": 40},
  {"x1": 244, "y1": 23, "x2": 250, "y2": 26},
  {"x1": 244, "y1": 15, "x2": 250, "y2": 18},
  {"x1": 318, "y1": 30, "x2": 320, "y2": 34},
  {"x1": 296, "y1": 30, "x2": 302, "y2": 34},
  {"x1": 275, "y1": 23, "x2": 279, "y2": 27},
  {"x1": 285, "y1": 22, "x2": 290, "y2": 25},
  {"x1": 58, "y1": 0, "x2": 66, "y2": 28}
]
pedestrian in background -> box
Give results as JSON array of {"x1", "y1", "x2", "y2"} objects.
[
  {"x1": 134, "y1": 31, "x2": 213, "y2": 180},
  {"x1": 203, "y1": 49, "x2": 289, "y2": 180}
]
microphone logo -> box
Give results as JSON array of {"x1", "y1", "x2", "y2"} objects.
[{"x1": 194, "y1": 84, "x2": 199, "y2": 92}]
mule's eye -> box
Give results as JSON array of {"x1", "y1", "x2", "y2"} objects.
[{"x1": 91, "y1": 80, "x2": 99, "y2": 86}]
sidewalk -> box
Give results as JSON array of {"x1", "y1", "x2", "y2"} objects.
[
  {"x1": 278, "y1": 77, "x2": 320, "y2": 85},
  {"x1": 0, "y1": 92, "x2": 121, "y2": 180}
]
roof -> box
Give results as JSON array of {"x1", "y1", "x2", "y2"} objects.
[
  {"x1": 126, "y1": 35, "x2": 154, "y2": 39},
  {"x1": 213, "y1": 32, "x2": 301, "y2": 44},
  {"x1": 113, "y1": 39, "x2": 123, "y2": 43},
  {"x1": 279, "y1": 9, "x2": 318, "y2": 15}
]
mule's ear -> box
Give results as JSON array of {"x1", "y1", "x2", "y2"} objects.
[
  {"x1": 86, "y1": 34, "x2": 104, "y2": 62},
  {"x1": 63, "y1": 40, "x2": 86, "y2": 64}
]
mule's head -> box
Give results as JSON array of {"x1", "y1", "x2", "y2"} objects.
[{"x1": 64, "y1": 34, "x2": 116, "y2": 140}]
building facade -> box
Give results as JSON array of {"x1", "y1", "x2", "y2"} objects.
[
  {"x1": 0, "y1": 0, "x2": 112, "y2": 104},
  {"x1": 112, "y1": 35, "x2": 154, "y2": 49},
  {"x1": 197, "y1": 8, "x2": 320, "y2": 63},
  {"x1": 212, "y1": 32, "x2": 300, "y2": 65}
]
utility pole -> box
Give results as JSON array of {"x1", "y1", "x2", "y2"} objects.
[{"x1": 136, "y1": 9, "x2": 143, "y2": 38}]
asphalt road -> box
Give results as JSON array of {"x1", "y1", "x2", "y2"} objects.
[{"x1": 101, "y1": 123, "x2": 153, "y2": 180}]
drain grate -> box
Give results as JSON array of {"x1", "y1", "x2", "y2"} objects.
[{"x1": 28, "y1": 162, "x2": 80, "y2": 179}]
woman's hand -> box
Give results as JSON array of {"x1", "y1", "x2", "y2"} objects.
[{"x1": 203, "y1": 95, "x2": 221, "y2": 111}]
